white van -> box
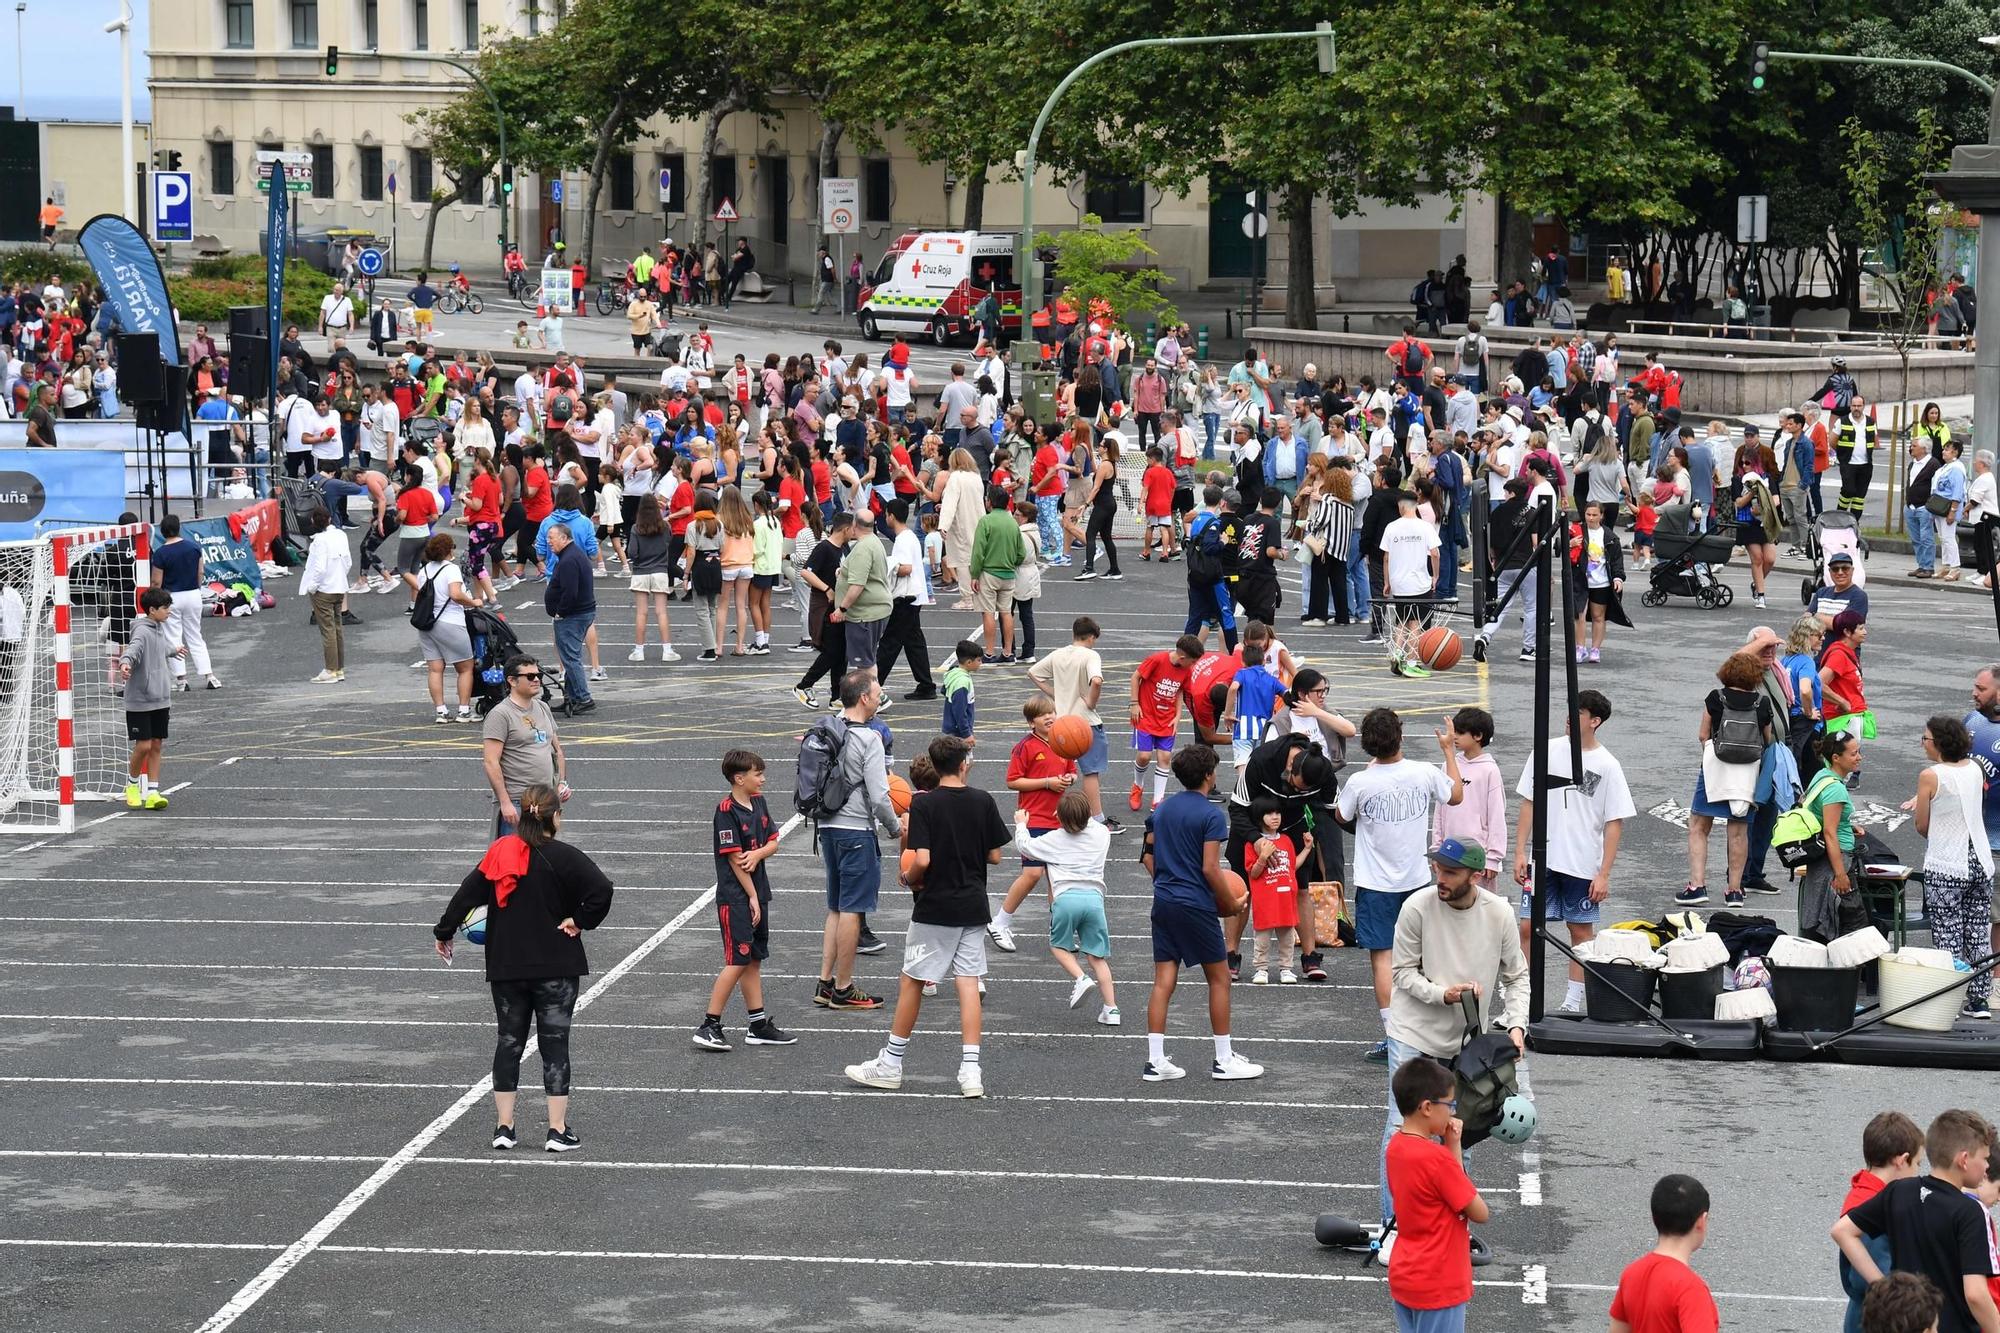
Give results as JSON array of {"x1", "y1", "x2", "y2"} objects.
[{"x1": 856, "y1": 231, "x2": 1020, "y2": 346}]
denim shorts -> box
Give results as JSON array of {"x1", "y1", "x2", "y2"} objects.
[
  {"x1": 1518, "y1": 867, "x2": 1600, "y2": 924},
  {"x1": 819, "y1": 826, "x2": 881, "y2": 914},
  {"x1": 1355, "y1": 886, "x2": 1417, "y2": 951},
  {"x1": 1077, "y1": 723, "x2": 1109, "y2": 776}
]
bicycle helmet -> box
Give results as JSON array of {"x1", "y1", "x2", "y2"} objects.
[
  {"x1": 1489, "y1": 1094, "x2": 1538, "y2": 1145},
  {"x1": 554, "y1": 241, "x2": 566, "y2": 251},
  {"x1": 1830, "y1": 356, "x2": 1847, "y2": 369},
  {"x1": 449, "y1": 263, "x2": 461, "y2": 273}
]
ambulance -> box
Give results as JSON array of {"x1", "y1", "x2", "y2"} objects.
[{"x1": 856, "y1": 231, "x2": 1021, "y2": 346}]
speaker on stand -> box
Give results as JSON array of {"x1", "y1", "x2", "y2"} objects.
[{"x1": 113, "y1": 334, "x2": 171, "y2": 522}]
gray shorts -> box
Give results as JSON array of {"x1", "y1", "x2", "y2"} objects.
[
  {"x1": 845, "y1": 616, "x2": 885, "y2": 669},
  {"x1": 901, "y1": 922, "x2": 989, "y2": 982},
  {"x1": 418, "y1": 619, "x2": 474, "y2": 663}
]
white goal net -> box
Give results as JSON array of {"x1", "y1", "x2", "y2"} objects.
[{"x1": 0, "y1": 524, "x2": 150, "y2": 834}]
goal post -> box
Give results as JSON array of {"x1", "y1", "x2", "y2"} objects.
[{"x1": 0, "y1": 523, "x2": 151, "y2": 834}]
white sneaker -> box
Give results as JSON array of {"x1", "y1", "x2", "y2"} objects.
[
  {"x1": 376, "y1": 578, "x2": 401, "y2": 595},
  {"x1": 956, "y1": 1065, "x2": 984, "y2": 1099},
  {"x1": 1211, "y1": 1052, "x2": 1266, "y2": 1081},
  {"x1": 588, "y1": 666, "x2": 609, "y2": 682},
  {"x1": 1141, "y1": 1055, "x2": 1186, "y2": 1082},
  {"x1": 627, "y1": 645, "x2": 647, "y2": 662},
  {"x1": 1097, "y1": 1005, "x2": 1121, "y2": 1027},
  {"x1": 1250, "y1": 968, "x2": 1270, "y2": 985},
  {"x1": 843, "y1": 1057, "x2": 903, "y2": 1091},
  {"x1": 662, "y1": 647, "x2": 682, "y2": 662},
  {"x1": 1068, "y1": 975, "x2": 1096, "y2": 1009},
  {"x1": 310, "y1": 669, "x2": 341, "y2": 684},
  {"x1": 1557, "y1": 998, "x2": 1583, "y2": 1016},
  {"x1": 921, "y1": 980, "x2": 939, "y2": 997},
  {"x1": 1278, "y1": 968, "x2": 1298, "y2": 985},
  {"x1": 987, "y1": 922, "x2": 1017, "y2": 953},
  {"x1": 411, "y1": 658, "x2": 426, "y2": 670}
]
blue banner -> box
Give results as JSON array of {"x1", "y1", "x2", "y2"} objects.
[
  {"x1": 173, "y1": 515, "x2": 263, "y2": 594},
  {"x1": 75, "y1": 214, "x2": 182, "y2": 368},
  {"x1": 267, "y1": 183, "x2": 287, "y2": 406},
  {"x1": 0, "y1": 448, "x2": 128, "y2": 541}
]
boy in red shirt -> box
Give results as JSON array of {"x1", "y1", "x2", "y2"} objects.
[
  {"x1": 1140, "y1": 446, "x2": 1179, "y2": 561},
  {"x1": 1246, "y1": 796, "x2": 1308, "y2": 984},
  {"x1": 1841, "y1": 1112, "x2": 1925, "y2": 1333},
  {"x1": 989, "y1": 697, "x2": 1078, "y2": 952},
  {"x1": 1127, "y1": 634, "x2": 1201, "y2": 812},
  {"x1": 1610, "y1": 1174, "x2": 1720, "y2": 1333},
  {"x1": 1385, "y1": 1055, "x2": 1489, "y2": 1332}
]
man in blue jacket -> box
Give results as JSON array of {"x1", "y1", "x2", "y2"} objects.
[
  {"x1": 534, "y1": 482, "x2": 600, "y2": 572},
  {"x1": 1261, "y1": 414, "x2": 1309, "y2": 525},
  {"x1": 544, "y1": 523, "x2": 597, "y2": 715}
]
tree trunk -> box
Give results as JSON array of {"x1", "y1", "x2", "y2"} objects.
[
  {"x1": 580, "y1": 93, "x2": 628, "y2": 278},
  {"x1": 419, "y1": 183, "x2": 468, "y2": 275},
  {"x1": 692, "y1": 90, "x2": 746, "y2": 252},
  {"x1": 1282, "y1": 181, "x2": 1317, "y2": 330},
  {"x1": 815, "y1": 119, "x2": 845, "y2": 252},
  {"x1": 960, "y1": 159, "x2": 989, "y2": 232},
  {"x1": 1497, "y1": 201, "x2": 1536, "y2": 288}
]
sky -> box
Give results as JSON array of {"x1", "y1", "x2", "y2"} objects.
[{"x1": 8, "y1": 0, "x2": 153, "y2": 121}]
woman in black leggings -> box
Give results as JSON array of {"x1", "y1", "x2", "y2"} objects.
[
  {"x1": 434, "y1": 783, "x2": 614, "y2": 1153},
  {"x1": 1077, "y1": 436, "x2": 1123, "y2": 581}
]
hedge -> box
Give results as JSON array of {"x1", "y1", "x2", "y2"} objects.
[{"x1": 168, "y1": 257, "x2": 334, "y2": 330}]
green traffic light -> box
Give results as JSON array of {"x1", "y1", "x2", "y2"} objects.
[
  {"x1": 324, "y1": 44, "x2": 339, "y2": 76},
  {"x1": 1751, "y1": 74, "x2": 1765, "y2": 89}
]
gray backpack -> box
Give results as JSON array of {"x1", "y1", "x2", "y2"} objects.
[
  {"x1": 795, "y1": 716, "x2": 855, "y2": 822},
  {"x1": 1713, "y1": 695, "x2": 1765, "y2": 766}
]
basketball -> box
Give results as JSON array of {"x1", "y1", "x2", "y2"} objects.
[
  {"x1": 1218, "y1": 868, "x2": 1248, "y2": 915},
  {"x1": 1417, "y1": 626, "x2": 1463, "y2": 672},
  {"x1": 888, "y1": 773, "x2": 913, "y2": 814},
  {"x1": 1047, "y1": 714, "x2": 1094, "y2": 760},
  {"x1": 899, "y1": 848, "x2": 920, "y2": 883}
]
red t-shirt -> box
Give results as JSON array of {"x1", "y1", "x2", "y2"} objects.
[
  {"x1": 1132, "y1": 650, "x2": 1193, "y2": 738},
  {"x1": 1822, "y1": 639, "x2": 1865, "y2": 715},
  {"x1": 1248, "y1": 832, "x2": 1301, "y2": 931},
  {"x1": 1840, "y1": 1168, "x2": 1886, "y2": 1217},
  {"x1": 1032, "y1": 443, "x2": 1066, "y2": 498},
  {"x1": 1634, "y1": 502, "x2": 1659, "y2": 536},
  {"x1": 1007, "y1": 732, "x2": 1075, "y2": 827},
  {"x1": 1385, "y1": 1133, "x2": 1476, "y2": 1310},
  {"x1": 811, "y1": 459, "x2": 833, "y2": 504},
  {"x1": 1607, "y1": 1253, "x2": 1719, "y2": 1333},
  {"x1": 1187, "y1": 651, "x2": 1236, "y2": 739},
  {"x1": 394, "y1": 486, "x2": 439, "y2": 531},
  {"x1": 891, "y1": 445, "x2": 918, "y2": 497},
  {"x1": 522, "y1": 465, "x2": 554, "y2": 522},
  {"x1": 1141, "y1": 463, "x2": 1176, "y2": 518},
  {"x1": 777, "y1": 476, "x2": 808, "y2": 540},
  {"x1": 465, "y1": 472, "x2": 502, "y2": 525}
]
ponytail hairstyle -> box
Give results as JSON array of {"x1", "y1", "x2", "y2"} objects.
[{"x1": 515, "y1": 783, "x2": 561, "y2": 848}]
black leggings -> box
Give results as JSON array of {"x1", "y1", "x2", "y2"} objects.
[
  {"x1": 491, "y1": 976, "x2": 579, "y2": 1095},
  {"x1": 359, "y1": 522, "x2": 394, "y2": 575},
  {"x1": 1085, "y1": 502, "x2": 1120, "y2": 574},
  {"x1": 796, "y1": 612, "x2": 846, "y2": 693}
]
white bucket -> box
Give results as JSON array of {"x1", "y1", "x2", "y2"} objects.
[
  {"x1": 1769, "y1": 936, "x2": 1832, "y2": 969},
  {"x1": 1593, "y1": 929, "x2": 1659, "y2": 964},
  {"x1": 1878, "y1": 953, "x2": 1971, "y2": 1033},
  {"x1": 1715, "y1": 988, "x2": 1776, "y2": 1021},
  {"x1": 1826, "y1": 926, "x2": 1891, "y2": 970},
  {"x1": 1664, "y1": 934, "x2": 1729, "y2": 971}
]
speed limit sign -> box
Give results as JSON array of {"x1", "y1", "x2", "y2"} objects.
[
  {"x1": 829, "y1": 205, "x2": 856, "y2": 232},
  {"x1": 822, "y1": 178, "x2": 859, "y2": 235}
]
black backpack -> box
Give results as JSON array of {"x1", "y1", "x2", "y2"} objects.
[
  {"x1": 1185, "y1": 513, "x2": 1224, "y2": 584},
  {"x1": 408, "y1": 565, "x2": 445, "y2": 631},
  {"x1": 795, "y1": 715, "x2": 855, "y2": 822}
]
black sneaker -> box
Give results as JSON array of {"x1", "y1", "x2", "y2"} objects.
[
  {"x1": 813, "y1": 980, "x2": 835, "y2": 1007},
  {"x1": 1302, "y1": 952, "x2": 1328, "y2": 982},
  {"x1": 545, "y1": 1126, "x2": 581, "y2": 1153},
  {"x1": 905, "y1": 687, "x2": 939, "y2": 701},
  {"x1": 340, "y1": 610, "x2": 363, "y2": 625},
  {"x1": 1101, "y1": 816, "x2": 1125, "y2": 835},
  {"x1": 492, "y1": 1123, "x2": 516, "y2": 1150},
  {"x1": 855, "y1": 932, "x2": 887, "y2": 955},
  {"x1": 692, "y1": 1018, "x2": 731, "y2": 1051},
  {"x1": 1743, "y1": 879, "x2": 1783, "y2": 896},
  {"x1": 745, "y1": 1018, "x2": 799, "y2": 1045},
  {"x1": 1227, "y1": 951, "x2": 1242, "y2": 982}
]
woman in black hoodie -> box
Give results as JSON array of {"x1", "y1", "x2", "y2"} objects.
[{"x1": 435, "y1": 783, "x2": 613, "y2": 1153}]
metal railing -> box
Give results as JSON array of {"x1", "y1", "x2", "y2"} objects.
[{"x1": 1621, "y1": 318, "x2": 1972, "y2": 349}]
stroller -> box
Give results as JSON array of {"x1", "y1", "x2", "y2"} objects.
[
  {"x1": 1800, "y1": 509, "x2": 1869, "y2": 606},
  {"x1": 1639, "y1": 501, "x2": 1738, "y2": 609},
  {"x1": 466, "y1": 605, "x2": 537, "y2": 717}
]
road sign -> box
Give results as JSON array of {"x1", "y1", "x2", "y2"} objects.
[
  {"x1": 1241, "y1": 212, "x2": 1269, "y2": 240},
  {"x1": 540, "y1": 269, "x2": 572, "y2": 313},
  {"x1": 255, "y1": 150, "x2": 313, "y2": 194},
  {"x1": 714, "y1": 196, "x2": 739, "y2": 223},
  {"x1": 657, "y1": 167, "x2": 673, "y2": 203},
  {"x1": 550, "y1": 179, "x2": 564, "y2": 204},
  {"x1": 1736, "y1": 194, "x2": 1769, "y2": 244},
  {"x1": 356, "y1": 247, "x2": 383, "y2": 277},
  {"x1": 822, "y1": 177, "x2": 858, "y2": 234},
  {"x1": 149, "y1": 171, "x2": 193, "y2": 242}
]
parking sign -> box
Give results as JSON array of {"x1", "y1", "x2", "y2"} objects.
[{"x1": 150, "y1": 171, "x2": 193, "y2": 242}]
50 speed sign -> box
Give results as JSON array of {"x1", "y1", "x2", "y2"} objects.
[{"x1": 822, "y1": 178, "x2": 859, "y2": 235}]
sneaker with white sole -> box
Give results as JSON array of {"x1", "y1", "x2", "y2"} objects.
[
  {"x1": 662, "y1": 647, "x2": 682, "y2": 662},
  {"x1": 1097, "y1": 1005, "x2": 1121, "y2": 1026},
  {"x1": 1278, "y1": 968, "x2": 1298, "y2": 985},
  {"x1": 691, "y1": 1018, "x2": 730, "y2": 1051},
  {"x1": 310, "y1": 669, "x2": 341, "y2": 684},
  {"x1": 1068, "y1": 974, "x2": 1096, "y2": 1009},
  {"x1": 1211, "y1": 1052, "x2": 1266, "y2": 1081},
  {"x1": 956, "y1": 1065, "x2": 984, "y2": 1098},
  {"x1": 1557, "y1": 999, "x2": 1583, "y2": 1016},
  {"x1": 792, "y1": 687, "x2": 820, "y2": 710},
  {"x1": 1250, "y1": 968, "x2": 1270, "y2": 984},
  {"x1": 1141, "y1": 1055, "x2": 1186, "y2": 1082},
  {"x1": 987, "y1": 922, "x2": 1018, "y2": 952},
  {"x1": 545, "y1": 1127, "x2": 581, "y2": 1152},
  {"x1": 627, "y1": 645, "x2": 647, "y2": 662},
  {"x1": 588, "y1": 667, "x2": 608, "y2": 682},
  {"x1": 921, "y1": 980, "x2": 939, "y2": 997},
  {"x1": 844, "y1": 1056, "x2": 903, "y2": 1091},
  {"x1": 491, "y1": 1124, "x2": 516, "y2": 1150}
]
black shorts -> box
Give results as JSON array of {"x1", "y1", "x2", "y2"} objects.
[
  {"x1": 125, "y1": 708, "x2": 169, "y2": 742},
  {"x1": 1737, "y1": 519, "x2": 1769, "y2": 547},
  {"x1": 717, "y1": 885, "x2": 770, "y2": 965},
  {"x1": 1587, "y1": 585, "x2": 1613, "y2": 606},
  {"x1": 1172, "y1": 485, "x2": 1194, "y2": 515},
  {"x1": 1391, "y1": 597, "x2": 1428, "y2": 624}
]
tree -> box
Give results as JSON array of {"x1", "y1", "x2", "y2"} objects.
[{"x1": 1034, "y1": 215, "x2": 1177, "y2": 330}]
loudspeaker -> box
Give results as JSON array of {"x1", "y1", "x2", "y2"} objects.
[
  {"x1": 228, "y1": 305, "x2": 268, "y2": 340},
  {"x1": 115, "y1": 334, "x2": 167, "y2": 404},
  {"x1": 229, "y1": 334, "x2": 269, "y2": 402},
  {"x1": 139, "y1": 377, "x2": 188, "y2": 433}
]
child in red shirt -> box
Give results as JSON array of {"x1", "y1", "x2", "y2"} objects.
[
  {"x1": 1839, "y1": 1112, "x2": 1923, "y2": 1333},
  {"x1": 1633, "y1": 487, "x2": 1659, "y2": 569},
  {"x1": 990, "y1": 697, "x2": 1078, "y2": 950},
  {"x1": 1609, "y1": 1174, "x2": 1719, "y2": 1333},
  {"x1": 1385, "y1": 1055, "x2": 1488, "y2": 1332},
  {"x1": 1246, "y1": 797, "x2": 1308, "y2": 984},
  {"x1": 1140, "y1": 447, "x2": 1179, "y2": 561},
  {"x1": 1126, "y1": 634, "x2": 1200, "y2": 811}
]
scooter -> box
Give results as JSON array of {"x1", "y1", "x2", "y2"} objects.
[{"x1": 1314, "y1": 1214, "x2": 1494, "y2": 1268}]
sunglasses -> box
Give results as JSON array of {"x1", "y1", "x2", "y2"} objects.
[{"x1": 511, "y1": 671, "x2": 542, "y2": 681}]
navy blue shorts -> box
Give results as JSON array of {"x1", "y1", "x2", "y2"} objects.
[
  {"x1": 1355, "y1": 886, "x2": 1417, "y2": 951},
  {"x1": 818, "y1": 826, "x2": 881, "y2": 914},
  {"x1": 1151, "y1": 902, "x2": 1227, "y2": 967},
  {"x1": 1518, "y1": 867, "x2": 1600, "y2": 924}
]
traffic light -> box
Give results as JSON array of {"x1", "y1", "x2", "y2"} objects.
[
  {"x1": 151, "y1": 149, "x2": 166, "y2": 169},
  {"x1": 166, "y1": 149, "x2": 183, "y2": 171},
  {"x1": 501, "y1": 163, "x2": 514, "y2": 195},
  {"x1": 1314, "y1": 20, "x2": 1335, "y2": 76},
  {"x1": 1750, "y1": 42, "x2": 1769, "y2": 91},
  {"x1": 324, "y1": 44, "x2": 339, "y2": 76}
]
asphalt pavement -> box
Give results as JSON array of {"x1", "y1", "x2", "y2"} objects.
[{"x1": 1, "y1": 498, "x2": 1995, "y2": 1331}]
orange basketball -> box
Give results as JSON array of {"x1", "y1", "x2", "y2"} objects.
[
  {"x1": 1047, "y1": 714, "x2": 1094, "y2": 760},
  {"x1": 1417, "y1": 625, "x2": 1462, "y2": 672},
  {"x1": 899, "y1": 848, "x2": 920, "y2": 883},
  {"x1": 1218, "y1": 868, "x2": 1248, "y2": 914},
  {"x1": 888, "y1": 773, "x2": 913, "y2": 814}
]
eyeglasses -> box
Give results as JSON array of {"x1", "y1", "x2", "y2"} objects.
[
  {"x1": 1426, "y1": 1097, "x2": 1460, "y2": 1112},
  {"x1": 511, "y1": 672, "x2": 542, "y2": 681}
]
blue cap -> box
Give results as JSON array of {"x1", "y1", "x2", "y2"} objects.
[{"x1": 1430, "y1": 838, "x2": 1487, "y2": 872}]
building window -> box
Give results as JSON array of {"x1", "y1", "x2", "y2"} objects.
[
  {"x1": 310, "y1": 144, "x2": 334, "y2": 198},
  {"x1": 657, "y1": 152, "x2": 685, "y2": 213},
  {"x1": 1084, "y1": 174, "x2": 1145, "y2": 224},
  {"x1": 210, "y1": 141, "x2": 236, "y2": 196},
  {"x1": 460, "y1": 0, "x2": 477, "y2": 47},
  {"x1": 411, "y1": 0, "x2": 428, "y2": 49},
  {"x1": 362, "y1": 0, "x2": 378, "y2": 46},
  {"x1": 358, "y1": 146, "x2": 383, "y2": 200},
  {"x1": 524, "y1": 0, "x2": 537, "y2": 34},
  {"x1": 608, "y1": 152, "x2": 635, "y2": 211},
  {"x1": 409, "y1": 148, "x2": 433, "y2": 201},
  {"x1": 863, "y1": 158, "x2": 891, "y2": 223},
  {"x1": 224, "y1": 0, "x2": 255, "y2": 47},
  {"x1": 289, "y1": 0, "x2": 317, "y2": 47},
  {"x1": 708, "y1": 154, "x2": 737, "y2": 215}
]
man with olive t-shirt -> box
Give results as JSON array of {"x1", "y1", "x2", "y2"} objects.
[{"x1": 482, "y1": 653, "x2": 567, "y2": 836}]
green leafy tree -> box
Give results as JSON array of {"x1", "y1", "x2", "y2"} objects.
[{"x1": 1034, "y1": 215, "x2": 1177, "y2": 330}]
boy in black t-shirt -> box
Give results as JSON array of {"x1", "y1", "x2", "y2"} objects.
[
  {"x1": 1835, "y1": 1109, "x2": 1999, "y2": 1333},
  {"x1": 846, "y1": 734, "x2": 1010, "y2": 1098},
  {"x1": 694, "y1": 750, "x2": 797, "y2": 1052}
]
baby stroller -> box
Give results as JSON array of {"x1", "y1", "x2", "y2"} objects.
[
  {"x1": 1800, "y1": 510, "x2": 1869, "y2": 606},
  {"x1": 1639, "y1": 501, "x2": 1737, "y2": 609},
  {"x1": 466, "y1": 605, "x2": 534, "y2": 717}
]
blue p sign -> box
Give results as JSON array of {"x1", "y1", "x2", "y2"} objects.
[{"x1": 150, "y1": 171, "x2": 193, "y2": 242}]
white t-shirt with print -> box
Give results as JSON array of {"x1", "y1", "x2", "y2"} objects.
[
  {"x1": 1515, "y1": 737, "x2": 1636, "y2": 881},
  {"x1": 1337, "y1": 758, "x2": 1454, "y2": 891},
  {"x1": 1381, "y1": 514, "x2": 1440, "y2": 596}
]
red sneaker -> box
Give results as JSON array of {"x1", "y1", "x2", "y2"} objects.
[{"x1": 1128, "y1": 783, "x2": 1143, "y2": 811}]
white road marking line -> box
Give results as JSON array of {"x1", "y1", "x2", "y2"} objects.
[
  {"x1": 1515, "y1": 1058, "x2": 1543, "y2": 1207},
  {"x1": 1521, "y1": 1263, "x2": 1547, "y2": 1305},
  {"x1": 14, "y1": 839, "x2": 48, "y2": 852},
  {"x1": 219, "y1": 756, "x2": 242, "y2": 766},
  {"x1": 188, "y1": 796, "x2": 766, "y2": 1333}
]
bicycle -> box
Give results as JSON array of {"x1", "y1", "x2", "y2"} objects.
[
  {"x1": 506, "y1": 269, "x2": 536, "y2": 308},
  {"x1": 595, "y1": 276, "x2": 638, "y2": 316},
  {"x1": 437, "y1": 286, "x2": 485, "y2": 315}
]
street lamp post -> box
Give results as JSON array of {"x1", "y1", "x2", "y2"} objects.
[
  {"x1": 1017, "y1": 26, "x2": 1334, "y2": 328},
  {"x1": 15, "y1": 3, "x2": 26, "y2": 121},
  {"x1": 105, "y1": 0, "x2": 135, "y2": 221}
]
